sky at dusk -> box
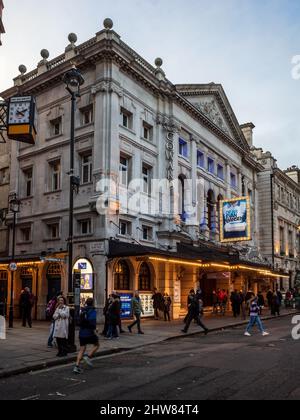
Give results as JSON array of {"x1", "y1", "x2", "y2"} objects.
[{"x1": 1, "y1": 0, "x2": 300, "y2": 169}]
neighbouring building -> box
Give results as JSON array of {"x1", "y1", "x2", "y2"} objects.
[
  {"x1": 253, "y1": 147, "x2": 300, "y2": 290},
  {"x1": 0, "y1": 19, "x2": 285, "y2": 321},
  {"x1": 0, "y1": 1, "x2": 5, "y2": 46}
]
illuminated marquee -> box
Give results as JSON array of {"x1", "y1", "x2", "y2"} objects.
[{"x1": 220, "y1": 196, "x2": 251, "y2": 243}]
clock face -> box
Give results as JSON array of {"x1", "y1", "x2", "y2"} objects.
[{"x1": 8, "y1": 101, "x2": 31, "y2": 125}]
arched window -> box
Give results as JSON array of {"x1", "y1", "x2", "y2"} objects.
[
  {"x1": 114, "y1": 260, "x2": 130, "y2": 291},
  {"x1": 207, "y1": 190, "x2": 215, "y2": 231},
  {"x1": 139, "y1": 263, "x2": 152, "y2": 291}
]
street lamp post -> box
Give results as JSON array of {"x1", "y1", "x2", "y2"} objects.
[
  {"x1": 63, "y1": 67, "x2": 84, "y2": 352},
  {"x1": 8, "y1": 194, "x2": 21, "y2": 329}
]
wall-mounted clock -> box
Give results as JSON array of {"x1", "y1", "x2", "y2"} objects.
[{"x1": 7, "y1": 96, "x2": 37, "y2": 144}]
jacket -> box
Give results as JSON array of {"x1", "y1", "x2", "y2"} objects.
[
  {"x1": 53, "y1": 305, "x2": 70, "y2": 339},
  {"x1": 132, "y1": 297, "x2": 144, "y2": 315},
  {"x1": 79, "y1": 307, "x2": 97, "y2": 338}
]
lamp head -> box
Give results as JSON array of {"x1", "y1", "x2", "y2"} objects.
[{"x1": 63, "y1": 67, "x2": 84, "y2": 95}]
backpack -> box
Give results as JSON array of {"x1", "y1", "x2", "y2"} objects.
[{"x1": 46, "y1": 298, "x2": 57, "y2": 319}]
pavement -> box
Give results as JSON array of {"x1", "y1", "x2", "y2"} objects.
[
  {"x1": 0, "y1": 308, "x2": 298, "y2": 379},
  {"x1": 0, "y1": 315, "x2": 299, "y2": 401}
]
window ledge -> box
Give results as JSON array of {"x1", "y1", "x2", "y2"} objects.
[
  {"x1": 76, "y1": 122, "x2": 94, "y2": 131},
  {"x1": 17, "y1": 241, "x2": 32, "y2": 245},
  {"x1": 140, "y1": 239, "x2": 155, "y2": 246},
  {"x1": 116, "y1": 233, "x2": 133, "y2": 240},
  {"x1": 44, "y1": 190, "x2": 62, "y2": 196},
  {"x1": 45, "y1": 134, "x2": 63, "y2": 142},
  {"x1": 0, "y1": 182, "x2": 10, "y2": 187},
  {"x1": 119, "y1": 125, "x2": 136, "y2": 136},
  {"x1": 74, "y1": 234, "x2": 94, "y2": 239},
  {"x1": 20, "y1": 196, "x2": 34, "y2": 201},
  {"x1": 178, "y1": 155, "x2": 190, "y2": 163},
  {"x1": 80, "y1": 182, "x2": 93, "y2": 188},
  {"x1": 42, "y1": 238, "x2": 61, "y2": 242}
]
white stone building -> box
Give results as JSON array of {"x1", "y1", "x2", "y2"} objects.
[{"x1": 0, "y1": 19, "x2": 282, "y2": 320}]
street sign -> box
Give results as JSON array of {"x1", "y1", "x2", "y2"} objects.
[{"x1": 9, "y1": 262, "x2": 17, "y2": 272}]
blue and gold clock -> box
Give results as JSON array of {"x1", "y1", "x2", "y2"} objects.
[{"x1": 7, "y1": 96, "x2": 37, "y2": 144}]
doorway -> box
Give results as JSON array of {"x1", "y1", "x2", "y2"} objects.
[{"x1": 199, "y1": 274, "x2": 217, "y2": 307}]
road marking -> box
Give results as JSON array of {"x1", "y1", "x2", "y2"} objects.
[{"x1": 21, "y1": 394, "x2": 40, "y2": 400}]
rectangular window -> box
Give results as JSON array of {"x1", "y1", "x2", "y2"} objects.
[
  {"x1": 121, "y1": 108, "x2": 133, "y2": 130},
  {"x1": 197, "y1": 151, "x2": 205, "y2": 168},
  {"x1": 280, "y1": 226, "x2": 285, "y2": 255},
  {"x1": 230, "y1": 172, "x2": 237, "y2": 188},
  {"x1": 50, "y1": 117, "x2": 62, "y2": 137},
  {"x1": 47, "y1": 223, "x2": 60, "y2": 239},
  {"x1": 289, "y1": 230, "x2": 294, "y2": 257},
  {"x1": 142, "y1": 165, "x2": 152, "y2": 195},
  {"x1": 119, "y1": 220, "x2": 132, "y2": 236},
  {"x1": 79, "y1": 219, "x2": 92, "y2": 235},
  {"x1": 81, "y1": 106, "x2": 93, "y2": 126},
  {"x1": 179, "y1": 138, "x2": 188, "y2": 158},
  {"x1": 81, "y1": 153, "x2": 93, "y2": 184},
  {"x1": 0, "y1": 167, "x2": 9, "y2": 185},
  {"x1": 208, "y1": 158, "x2": 215, "y2": 174},
  {"x1": 49, "y1": 160, "x2": 61, "y2": 192},
  {"x1": 143, "y1": 122, "x2": 153, "y2": 141},
  {"x1": 142, "y1": 226, "x2": 153, "y2": 241},
  {"x1": 20, "y1": 227, "x2": 31, "y2": 243},
  {"x1": 23, "y1": 168, "x2": 33, "y2": 197},
  {"x1": 120, "y1": 156, "x2": 130, "y2": 186},
  {"x1": 217, "y1": 164, "x2": 224, "y2": 180}
]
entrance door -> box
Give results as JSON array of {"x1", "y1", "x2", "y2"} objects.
[
  {"x1": 200, "y1": 275, "x2": 217, "y2": 307},
  {"x1": 21, "y1": 276, "x2": 33, "y2": 290},
  {"x1": 47, "y1": 263, "x2": 62, "y2": 302}
]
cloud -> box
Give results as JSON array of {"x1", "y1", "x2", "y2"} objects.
[{"x1": 1, "y1": 0, "x2": 299, "y2": 169}]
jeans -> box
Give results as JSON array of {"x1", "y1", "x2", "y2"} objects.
[
  {"x1": 246, "y1": 316, "x2": 264, "y2": 333},
  {"x1": 48, "y1": 321, "x2": 55, "y2": 346},
  {"x1": 164, "y1": 310, "x2": 170, "y2": 322},
  {"x1": 129, "y1": 313, "x2": 142, "y2": 332},
  {"x1": 107, "y1": 324, "x2": 118, "y2": 338}
]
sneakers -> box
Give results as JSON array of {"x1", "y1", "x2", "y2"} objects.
[
  {"x1": 73, "y1": 366, "x2": 83, "y2": 375},
  {"x1": 244, "y1": 332, "x2": 251, "y2": 337},
  {"x1": 83, "y1": 355, "x2": 94, "y2": 367},
  {"x1": 262, "y1": 332, "x2": 270, "y2": 337}
]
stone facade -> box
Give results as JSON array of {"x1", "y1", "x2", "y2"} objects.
[
  {"x1": 253, "y1": 148, "x2": 300, "y2": 290},
  {"x1": 0, "y1": 20, "x2": 280, "y2": 320}
]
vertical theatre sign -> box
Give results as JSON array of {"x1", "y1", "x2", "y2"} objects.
[{"x1": 220, "y1": 197, "x2": 251, "y2": 243}]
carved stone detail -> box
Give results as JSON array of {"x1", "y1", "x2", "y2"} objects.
[
  {"x1": 194, "y1": 99, "x2": 230, "y2": 135},
  {"x1": 157, "y1": 115, "x2": 180, "y2": 181}
]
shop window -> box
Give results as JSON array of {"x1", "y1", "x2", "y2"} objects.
[
  {"x1": 114, "y1": 260, "x2": 131, "y2": 291},
  {"x1": 139, "y1": 263, "x2": 152, "y2": 291}
]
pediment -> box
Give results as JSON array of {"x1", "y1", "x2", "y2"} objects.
[{"x1": 175, "y1": 84, "x2": 249, "y2": 151}]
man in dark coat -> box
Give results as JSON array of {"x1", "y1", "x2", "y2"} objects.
[
  {"x1": 231, "y1": 290, "x2": 241, "y2": 318},
  {"x1": 152, "y1": 288, "x2": 164, "y2": 320},
  {"x1": 182, "y1": 294, "x2": 208, "y2": 334},
  {"x1": 20, "y1": 287, "x2": 34, "y2": 328}
]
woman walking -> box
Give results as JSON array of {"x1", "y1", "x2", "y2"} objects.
[
  {"x1": 244, "y1": 296, "x2": 269, "y2": 337},
  {"x1": 53, "y1": 297, "x2": 70, "y2": 357}
]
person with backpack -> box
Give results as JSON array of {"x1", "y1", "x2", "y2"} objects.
[
  {"x1": 46, "y1": 294, "x2": 58, "y2": 348},
  {"x1": 73, "y1": 298, "x2": 99, "y2": 374}
]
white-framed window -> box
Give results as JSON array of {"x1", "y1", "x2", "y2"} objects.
[
  {"x1": 50, "y1": 117, "x2": 62, "y2": 137},
  {"x1": 120, "y1": 156, "x2": 130, "y2": 186},
  {"x1": 49, "y1": 160, "x2": 61, "y2": 192},
  {"x1": 81, "y1": 153, "x2": 93, "y2": 184},
  {"x1": 23, "y1": 167, "x2": 33, "y2": 197},
  {"x1": 179, "y1": 138, "x2": 188, "y2": 158},
  {"x1": 119, "y1": 220, "x2": 132, "y2": 236},
  {"x1": 142, "y1": 121, "x2": 153, "y2": 141},
  {"x1": 47, "y1": 222, "x2": 60, "y2": 239},
  {"x1": 142, "y1": 165, "x2": 152, "y2": 195},
  {"x1": 0, "y1": 167, "x2": 9, "y2": 185},
  {"x1": 197, "y1": 151, "x2": 205, "y2": 168},
  {"x1": 20, "y1": 226, "x2": 31, "y2": 243},
  {"x1": 142, "y1": 225, "x2": 153, "y2": 241},
  {"x1": 81, "y1": 106, "x2": 94, "y2": 126},
  {"x1": 208, "y1": 157, "x2": 215, "y2": 174},
  {"x1": 121, "y1": 108, "x2": 133, "y2": 130},
  {"x1": 78, "y1": 219, "x2": 92, "y2": 235}
]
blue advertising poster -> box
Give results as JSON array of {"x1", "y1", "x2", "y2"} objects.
[
  {"x1": 119, "y1": 293, "x2": 133, "y2": 319},
  {"x1": 220, "y1": 197, "x2": 251, "y2": 243}
]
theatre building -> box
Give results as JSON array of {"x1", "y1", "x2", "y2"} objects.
[{"x1": 0, "y1": 19, "x2": 287, "y2": 321}]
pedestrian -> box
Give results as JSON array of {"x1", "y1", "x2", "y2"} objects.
[
  {"x1": 266, "y1": 289, "x2": 273, "y2": 308},
  {"x1": 184, "y1": 289, "x2": 196, "y2": 323},
  {"x1": 106, "y1": 295, "x2": 120, "y2": 340},
  {"x1": 212, "y1": 290, "x2": 219, "y2": 314},
  {"x1": 182, "y1": 292, "x2": 208, "y2": 335},
  {"x1": 152, "y1": 288, "x2": 164, "y2": 320},
  {"x1": 230, "y1": 290, "x2": 241, "y2": 318},
  {"x1": 239, "y1": 290, "x2": 246, "y2": 320},
  {"x1": 114, "y1": 292, "x2": 125, "y2": 334},
  {"x1": 73, "y1": 298, "x2": 100, "y2": 374},
  {"x1": 271, "y1": 292, "x2": 280, "y2": 316},
  {"x1": 128, "y1": 291, "x2": 144, "y2": 334},
  {"x1": 163, "y1": 292, "x2": 172, "y2": 322},
  {"x1": 219, "y1": 289, "x2": 228, "y2": 315},
  {"x1": 244, "y1": 296, "x2": 270, "y2": 337},
  {"x1": 257, "y1": 291, "x2": 265, "y2": 315},
  {"x1": 53, "y1": 297, "x2": 70, "y2": 357},
  {"x1": 276, "y1": 289, "x2": 283, "y2": 307},
  {"x1": 20, "y1": 287, "x2": 35, "y2": 328},
  {"x1": 46, "y1": 293, "x2": 59, "y2": 348},
  {"x1": 102, "y1": 294, "x2": 113, "y2": 336}
]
